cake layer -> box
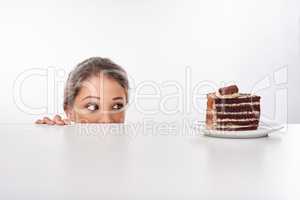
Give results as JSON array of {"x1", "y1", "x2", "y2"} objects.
[
  {"x1": 215, "y1": 105, "x2": 260, "y2": 112},
  {"x1": 206, "y1": 115, "x2": 259, "y2": 129},
  {"x1": 214, "y1": 96, "x2": 260, "y2": 104},
  {"x1": 215, "y1": 112, "x2": 260, "y2": 119},
  {"x1": 206, "y1": 111, "x2": 260, "y2": 120},
  {"x1": 215, "y1": 102, "x2": 260, "y2": 107},
  {"x1": 215, "y1": 119, "x2": 259, "y2": 126},
  {"x1": 215, "y1": 126, "x2": 258, "y2": 131},
  {"x1": 208, "y1": 121, "x2": 259, "y2": 130}
]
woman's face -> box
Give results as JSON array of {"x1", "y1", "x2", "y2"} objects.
[{"x1": 67, "y1": 74, "x2": 127, "y2": 123}]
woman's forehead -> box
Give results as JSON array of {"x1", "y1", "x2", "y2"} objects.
[{"x1": 78, "y1": 76, "x2": 126, "y2": 99}]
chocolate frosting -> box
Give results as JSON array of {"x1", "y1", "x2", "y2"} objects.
[{"x1": 218, "y1": 85, "x2": 239, "y2": 96}]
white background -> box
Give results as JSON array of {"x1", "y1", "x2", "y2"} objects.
[{"x1": 0, "y1": 0, "x2": 299, "y2": 123}]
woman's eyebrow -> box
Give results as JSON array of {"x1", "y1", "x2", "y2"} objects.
[
  {"x1": 112, "y1": 97, "x2": 124, "y2": 101},
  {"x1": 81, "y1": 96, "x2": 100, "y2": 101}
]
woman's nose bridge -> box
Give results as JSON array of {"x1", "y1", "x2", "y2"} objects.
[{"x1": 99, "y1": 112, "x2": 113, "y2": 123}]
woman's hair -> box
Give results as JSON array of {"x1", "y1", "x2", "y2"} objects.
[{"x1": 63, "y1": 57, "x2": 129, "y2": 111}]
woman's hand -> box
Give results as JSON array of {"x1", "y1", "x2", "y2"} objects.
[{"x1": 35, "y1": 115, "x2": 71, "y2": 125}]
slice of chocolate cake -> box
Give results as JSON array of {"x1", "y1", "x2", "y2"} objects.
[{"x1": 206, "y1": 85, "x2": 261, "y2": 131}]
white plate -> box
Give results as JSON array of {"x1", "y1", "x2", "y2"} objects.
[{"x1": 193, "y1": 120, "x2": 284, "y2": 139}]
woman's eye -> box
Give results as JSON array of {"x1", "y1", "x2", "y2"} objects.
[
  {"x1": 86, "y1": 103, "x2": 99, "y2": 111},
  {"x1": 112, "y1": 103, "x2": 124, "y2": 110}
]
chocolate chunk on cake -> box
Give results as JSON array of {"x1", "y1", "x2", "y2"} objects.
[{"x1": 206, "y1": 85, "x2": 261, "y2": 131}]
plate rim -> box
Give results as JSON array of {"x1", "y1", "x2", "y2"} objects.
[{"x1": 193, "y1": 120, "x2": 284, "y2": 139}]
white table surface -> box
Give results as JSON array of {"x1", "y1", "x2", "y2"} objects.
[{"x1": 0, "y1": 123, "x2": 299, "y2": 200}]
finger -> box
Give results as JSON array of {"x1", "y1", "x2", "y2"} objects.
[
  {"x1": 54, "y1": 115, "x2": 67, "y2": 125},
  {"x1": 53, "y1": 115, "x2": 62, "y2": 121},
  {"x1": 53, "y1": 115, "x2": 65, "y2": 125},
  {"x1": 43, "y1": 117, "x2": 55, "y2": 125},
  {"x1": 35, "y1": 119, "x2": 44, "y2": 124},
  {"x1": 55, "y1": 119, "x2": 65, "y2": 125},
  {"x1": 63, "y1": 118, "x2": 71, "y2": 125}
]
